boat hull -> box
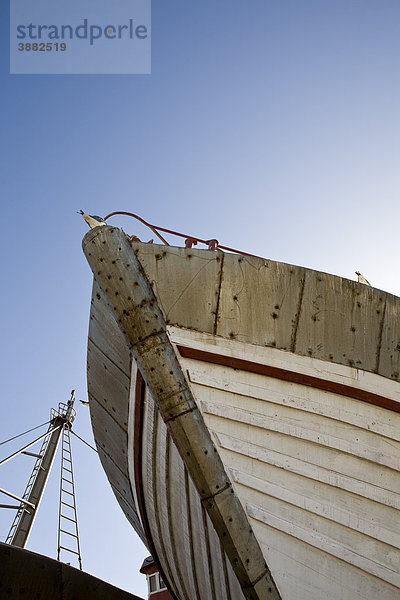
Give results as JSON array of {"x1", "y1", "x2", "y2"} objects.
[{"x1": 84, "y1": 226, "x2": 400, "y2": 600}]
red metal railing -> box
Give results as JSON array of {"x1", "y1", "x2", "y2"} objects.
[{"x1": 104, "y1": 211, "x2": 261, "y2": 258}]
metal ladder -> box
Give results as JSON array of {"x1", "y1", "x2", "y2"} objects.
[
  {"x1": 57, "y1": 424, "x2": 83, "y2": 570},
  {"x1": 5, "y1": 421, "x2": 55, "y2": 544}
]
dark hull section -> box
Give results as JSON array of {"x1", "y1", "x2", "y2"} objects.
[{"x1": 0, "y1": 542, "x2": 143, "y2": 600}]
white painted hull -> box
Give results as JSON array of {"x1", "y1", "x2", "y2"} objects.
[
  {"x1": 83, "y1": 226, "x2": 400, "y2": 600},
  {"x1": 170, "y1": 328, "x2": 400, "y2": 599}
]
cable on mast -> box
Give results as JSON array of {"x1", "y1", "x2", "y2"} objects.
[
  {"x1": 0, "y1": 420, "x2": 52, "y2": 447},
  {"x1": 70, "y1": 430, "x2": 98, "y2": 453}
]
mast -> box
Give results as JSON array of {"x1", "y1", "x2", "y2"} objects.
[{"x1": 6, "y1": 391, "x2": 76, "y2": 548}]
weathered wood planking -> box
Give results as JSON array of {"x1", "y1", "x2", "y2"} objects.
[
  {"x1": 173, "y1": 330, "x2": 400, "y2": 599},
  {"x1": 131, "y1": 244, "x2": 400, "y2": 381},
  {"x1": 87, "y1": 281, "x2": 146, "y2": 543},
  {"x1": 83, "y1": 229, "x2": 400, "y2": 600},
  {"x1": 140, "y1": 385, "x2": 246, "y2": 600},
  {"x1": 88, "y1": 273, "x2": 246, "y2": 600}
]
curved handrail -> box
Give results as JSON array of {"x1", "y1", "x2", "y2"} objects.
[{"x1": 104, "y1": 211, "x2": 262, "y2": 258}]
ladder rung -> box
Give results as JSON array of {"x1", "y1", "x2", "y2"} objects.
[
  {"x1": 61, "y1": 490, "x2": 74, "y2": 497},
  {"x1": 60, "y1": 514, "x2": 77, "y2": 524},
  {"x1": 60, "y1": 529, "x2": 78, "y2": 538},
  {"x1": 62, "y1": 458, "x2": 72, "y2": 464},
  {"x1": 61, "y1": 501, "x2": 75, "y2": 510},
  {"x1": 63, "y1": 468, "x2": 73, "y2": 474},
  {"x1": 59, "y1": 546, "x2": 80, "y2": 556},
  {"x1": 62, "y1": 477, "x2": 73, "y2": 485}
]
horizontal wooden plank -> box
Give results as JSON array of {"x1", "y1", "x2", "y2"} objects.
[
  {"x1": 89, "y1": 279, "x2": 131, "y2": 376},
  {"x1": 250, "y1": 520, "x2": 400, "y2": 600},
  {"x1": 187, "y1": 366, "x2": 400, "y2": 442},
  {"x1": 216, "y1": 433, "x2": 400, "y2": 509},
  {"x1": 169, "y1": 325, "x2": 400, "y2": 399},
  {"x1": 200, "y1": 398, "x2": 400, "y2": 470},
  {"x1": 178, "y1": 345, "x2": 400, "y2": 413},
  {"x1": 247, "y1": 502, "x2": 400, "y2": 588},
  {"x1": 231, "y1": 469, "x2": 400, "y2": 548}
]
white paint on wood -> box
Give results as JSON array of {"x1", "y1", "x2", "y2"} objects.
[
  {"x1": 251, "y1": 520, "x2": 400, "y2": 600},
  {"x1": 140, "y1": 386, "x2": 246, "y2": 600},
  {"x1": 247, "y1": 502, "x2": 400, "y2": 587},
  {"x1": 216, "y1": 432, "x2": 400, "y2": 508},
  {"x1": 188, "y1": 366, "x2": 400, "y2": 442},
  {"x1": 168, "y1": 326, "x2": 400, "y2": 406},
  {"x1": 231, "y1": 468, "x2": 400, "y2": 548},
  {"x1": 199, "y1": 398, "x2": 400, "y2": 470},
  {"x1": 167, "y1": 325, "x2": 400, "y2": 596}
]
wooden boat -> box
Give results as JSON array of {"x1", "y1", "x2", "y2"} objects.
[{"x1": 83, "y1": 223, "x2": 400, "y2": 600}]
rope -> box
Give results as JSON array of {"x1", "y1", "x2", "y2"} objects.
[
  {"x1": 0, "y1": 420, "x2": 51, "y2": 447},
  {"x1": 70, "y1": 431, "x2": 98, "y2": 453}
]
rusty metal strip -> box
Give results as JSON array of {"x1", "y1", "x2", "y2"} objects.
[{"x1": 176, "y1": 345, "x2": 400, "y2": 414}]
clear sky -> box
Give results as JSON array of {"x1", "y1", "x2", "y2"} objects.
[{"x1": 1, "y1": 1, "x2": 400, "y2": 597}]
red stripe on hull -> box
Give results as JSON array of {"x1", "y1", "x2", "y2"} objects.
[{"x1": 177, "y1": 345, "x2": 400, "y2": 414}]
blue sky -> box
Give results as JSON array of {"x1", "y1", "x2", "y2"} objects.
[{"x1": 1, "y1": 1, "x2": 400, "y2": 597}]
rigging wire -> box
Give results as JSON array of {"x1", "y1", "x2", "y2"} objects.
[
  {"x1": 0, "y1": 420, "x2": 52, "y2": 447},
  {"x1": 70, "y1": 430, "x2": 98, "y2": 453}
]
